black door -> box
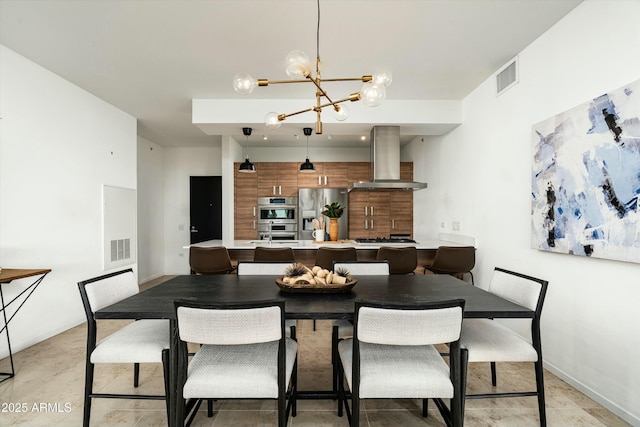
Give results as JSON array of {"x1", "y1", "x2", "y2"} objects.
[{"x1": 190, "y1": 176, "x2": 222, "y2": 244}]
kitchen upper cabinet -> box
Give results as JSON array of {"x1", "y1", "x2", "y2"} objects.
[
  {"x1": 297, "y1": 162, "x2": 348, "y2": 188},
  {"x1": 234, "y1": 164, "x2": 258, "y2": 240},
  {"x1": 400, "y1": 162, "x2": 413, "y2": 180},
  {"x1": 257, "y1": 162, "x2": 298, "y2": 196},
  {"x1": 297, "y1": 162, "x2": 323, "y2": 188},
  {"x1": 321, "y1": 162, "x2": 348, "y2": 187},
  {"x1": 348, "y1": 162, "x2": 371, "y2": 185}
]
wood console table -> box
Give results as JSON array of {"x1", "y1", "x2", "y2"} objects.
[{"x1": 0, "y1": 268, "x2": 51, "y2": 383}]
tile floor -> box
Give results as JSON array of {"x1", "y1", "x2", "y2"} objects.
[{"x1": 0, "y1": 277, "x2": 630, "y2": 427}]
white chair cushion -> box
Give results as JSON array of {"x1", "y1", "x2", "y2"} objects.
[
  {"x1": 332, "y1": 319, "x2": 353, "y2": 339},
  {"x1": 333, "y1": 262, "x2": 389, "y2": 276},
  {"x1": 460, "y1": 319, "x2": 538, "y2": 362},
  {"x1": 177, "y1": 305, "x2": 282, "y2": 345},
  {"x1": 489, "y1": 270, "x2": 542, "y2": 311},
  {"x1": 183, "y1": 338, "x2": 297, "y2": 399},
  {"x1": 91, "y1": 319, "x2": 169, "y2": 364},
  {"x1": 357, "y1": 306, "x2": 463, "y2": 346},
  {"x1": 85, "y1": 271, "x2": 138, "y2": 312},
  {"x1": 338, "y1": 339, "x2": 453, "y2": 399},
  {"x1": 237, "y1": 262, "x2": 292, "y2": 275}
]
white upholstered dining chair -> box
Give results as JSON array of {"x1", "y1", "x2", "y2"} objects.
[
  {"x1": 459, "y1": 267, "x2": 549, "y2": 427},
  {"x1": 337, "y1": 299, "x2": 466, "y2": 427},
  {"x1": 77, "y1": 269, "x2": 170, "y2": 427},
  {"x1": 174, "y1": 299, "x2": 297, "y2": 427},
  {"x1": 236, "y1": 261, "x2": 297, "y2": 340},
  {"x1": 330, "y1": 261, "x2": 390, "y2": 394}
]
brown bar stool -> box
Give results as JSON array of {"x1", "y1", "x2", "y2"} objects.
[
  {"x1": 376, "y1": 246, "x2": 418, "y2": 274},
  {"x1": 189, "y1": 246, "x2": 236, "y2": 274},
  {"x1": 315, "y1": 247, "x2": 358, "y2": 270},
  {"x1": 254, "y1": 246, "x2": 296, "y2": 262},
  {"x1": 424, "y1": 246, "x2": 476, "y2": 285}
]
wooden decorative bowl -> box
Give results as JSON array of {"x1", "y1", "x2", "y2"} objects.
[{"x1": 275, "y1": 277, "x2": 357, "y2": 293}]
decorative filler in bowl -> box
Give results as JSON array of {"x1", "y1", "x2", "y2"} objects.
[{"x1": 276, "y1": 263, "x2": 357, "y2": 293}]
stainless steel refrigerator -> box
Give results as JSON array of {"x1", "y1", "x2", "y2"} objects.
[{"x1": 298, "y1": 188, "x2": 349, "y2": 241}]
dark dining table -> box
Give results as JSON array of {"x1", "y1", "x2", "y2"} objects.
[{"x1": 95, "y1": 274, "x2": 533, "y2": 427}]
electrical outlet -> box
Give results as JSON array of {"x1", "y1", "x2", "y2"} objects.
[
  {"x1": 178, "y1": 253, "x2": 184, "y2": 257},
  {"x1": 452, "y1": 221, "x2": 460, "y2": 231},
  {"x1": 441, "y1": 222, "x2": 445, "y2": 228}
]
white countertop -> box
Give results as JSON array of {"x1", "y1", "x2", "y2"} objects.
[{"x1": 185, "y1": 239, "x2": 470, "y2": 250}]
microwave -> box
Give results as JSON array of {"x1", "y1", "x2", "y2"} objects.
[{"x1": 257, "y1": 197, "x2": 297, "y2": 223}]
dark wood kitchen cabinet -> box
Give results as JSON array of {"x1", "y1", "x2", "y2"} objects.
[
  {"x1": 234, "y1": 164, "x2": 258, "y2": 240},
  {"x1": 297, "y1": 162, "x2": 348, "y2": 188},
  {"x1": 256, "y1": 162, "x2": 298, "y2": 196}
]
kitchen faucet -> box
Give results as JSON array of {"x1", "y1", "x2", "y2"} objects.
[{"x1": 268, "y1": 220, "x2": 274, "y2": 245}]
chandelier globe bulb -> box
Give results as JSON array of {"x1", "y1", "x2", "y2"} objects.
[
  {"x1": 285, "y1": 50, "x2": 312, "y2": 78},
  {"x1": 360, "y1": 82, "x2": 386, "y2": 107},
  {"x1": 334, "y1": 104, "x2": 350, "y2": 121},
  {"x1": 233, "y1": 73, "x2": 257, "y2": 95},
  {"x1": 265, "y1": 112, "x2": 282, "y2": 129},
  {"x1": 373, "y1": 72, "x2": 393, "y2": 87}
]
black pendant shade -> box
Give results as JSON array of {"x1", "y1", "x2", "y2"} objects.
[
  {"x1": 239, "y1": 156, "x2": 256, "y2": 173},
  {"x1": 300, "y1": 157, "x2": 316, "y2": 172},
  {"x1": 238, "y1": 127, "x2": 257, "y2": 173},
  {"x1": 300, "y1": 127, "x2": 315, "y2": 173}
]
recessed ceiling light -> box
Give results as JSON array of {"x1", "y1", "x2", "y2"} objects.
[
  {"x1": 360, "y1": 135, "x2": 366, "y2": 141},
  {"x1": 327, "y1": 135, "x2": 333, "y2": 140},
  {"x1": 263, "y1": 135, "x2": 268, "y2": 140}
]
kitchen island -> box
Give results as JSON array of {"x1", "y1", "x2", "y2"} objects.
[{"x1": 186, "y1": 239, "x2": 473, "y2": 273}]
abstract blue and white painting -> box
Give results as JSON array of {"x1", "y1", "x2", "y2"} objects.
[{"x1": 532, "y1": 79, "x2": 640, "y2": 263}]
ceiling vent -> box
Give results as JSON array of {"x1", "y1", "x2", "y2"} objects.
[{"x1": 496, "y1": 57, "x2": 518, "y2": 95}]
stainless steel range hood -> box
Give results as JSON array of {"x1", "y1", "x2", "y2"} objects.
[{"x1": 349, "y1": 126, "x2": 428, "y2": 191}]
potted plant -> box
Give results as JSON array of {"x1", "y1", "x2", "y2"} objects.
[{"x1": 321, "y1": 202, "x2": 344, "y2": 241}]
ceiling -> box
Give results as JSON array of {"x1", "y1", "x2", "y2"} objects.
[{"x1": 0, "y1": 0, "x2": 582, "y2": 148}]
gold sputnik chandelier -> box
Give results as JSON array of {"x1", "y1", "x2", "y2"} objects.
[{"x1": 232, "y1": 0, "x2": 392, "y2": 135}]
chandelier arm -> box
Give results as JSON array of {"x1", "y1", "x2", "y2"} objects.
[
  {"x1": 261, "y1": 79, "x2": 314, "y2": 85},
  {"x1": 277, "y1": 93, "x2": 361, "y2": 122},
  {"x1": 260, "y1": 76, "x2": 371, "y2": 86},
  {"x1": 320, "y1": 76, "x2": 373, "y2": 83}
]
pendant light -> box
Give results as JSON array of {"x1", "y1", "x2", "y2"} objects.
[
  {"x1": 299, "y1": 127, "x2": 316, "y2": 173},
  {"x1": 238, "y1": 127, "x2": 256, "y2": 173}
]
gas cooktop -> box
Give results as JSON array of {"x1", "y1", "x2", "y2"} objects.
[{"x1": 355, "y1": 237, "x2": 417, "y2": 244}]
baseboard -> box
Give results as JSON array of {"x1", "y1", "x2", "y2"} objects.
[
  {"x1": 543, "y1": 360, "x2": 639, "y2": 426},
  {"x1": 138, "y1": 272, "x2": 165, "y2": 285}
]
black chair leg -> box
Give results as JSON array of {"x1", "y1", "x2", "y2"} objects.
[
  {"x1": 134, "y1": 362, "x2": 140, "y2": 387},
  {"x1": 313, "y1": 319, "x2": 316, "y2": 331},
  {"x1": 422, "y1": 398, "x2": 428, "y2": 417},
  {"x1": 490, "y1": 362, "x2": 497, "y2": 386},
  {"x1": 82, "y1": 361, "x2": 94, "y2": 427},
  {"x1": 207, "y1": 400, "x2": 213, "y2": 417},
  {"x1": 469, "y1": 271, "x2": 475, "y2": 285},
  {"x1": 460, "y1": 348, "x2": 470, "y2": 425},
  {"x1": 534, "y1": 359, "x2": 547, "y2": 427},
  {"x1": 162, "y1": 349, "x2": 170, "y2": 422},
  {"x1": 331, "y1": 326, "x2": 338, "y2": 395}
]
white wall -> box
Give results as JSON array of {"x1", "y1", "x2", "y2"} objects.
[
  {"x1": 163, "y1": 146, "x2": 222, "y2": 274},
  {"x1": 0, "y1": 45, "x2": 137, "y2": 357},
  {"x1": 412, "y1": 1, "x2": 640, "y2": 424},
  {"x1": 137, "y1": 137, "x2": 165, "y2": 283}
]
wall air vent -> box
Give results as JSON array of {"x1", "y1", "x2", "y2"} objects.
[
  {"x1": 496, "y1": 57, "x2": 518, "y2": 96},
  {"x1": 110, "y1": 238, "x2": 131, "y2": 262}
]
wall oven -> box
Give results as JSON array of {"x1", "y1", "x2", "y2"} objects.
[{"x1": 257, "y1": 197, "x2": 298, "y2": 240}]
